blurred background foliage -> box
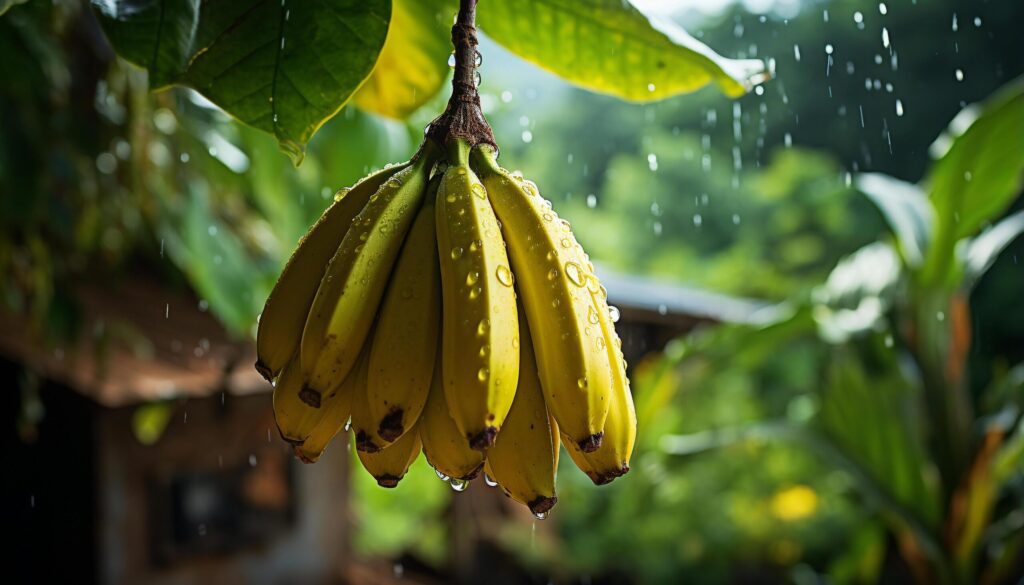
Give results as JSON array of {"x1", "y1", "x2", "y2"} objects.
[{"x1": 2, "y1": 0, "x2": 1024, "y2": 583}]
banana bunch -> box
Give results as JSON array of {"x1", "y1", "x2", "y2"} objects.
[{"x1": 257, "y1": 135, "x2": 636, "y2": 517}]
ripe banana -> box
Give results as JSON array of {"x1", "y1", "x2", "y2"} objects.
[
  {"x1": 485, "y1": 312, "x2": 559, "y2": 516},
  {"x1": 293, "y1": 344, "x2": 369, "y2": 463},
  {"x1": 256, "y1": 164, "x2": 407, "y2": 381},
  {"x1": 471, "y1": 146, "x2": 610, "y2": 453},
  {"x1": 349, "y1": 342, "x2": 389, "y2": 453},
  {"x1": 367, "y1": 177, "x2": 442, "y2": 443},
  {"x1": 301, "y1": 145, "x2": 439, "y2": 402},
  {"x1": 419, "y1": 349, "x2": 485, "y2": 480},
  {"x1": 272, "y1": 357, "x2": 316, "y2": 444},
  {"x1": 435, "y1": 140, "x2": 519, "y2": 450},
  {"x1": 566, "y1": 257, "x2": 637, "y2": 483},
  {"x1": 260, "y1": 36, "x2": 639, "y2": 513},
  {"x1": 356, "y1": 427, "x2": 422, "y2": 488}
]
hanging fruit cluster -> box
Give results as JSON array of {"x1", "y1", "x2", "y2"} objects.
[{"x1": 256, "y1": 0, "x2": 635, "y2": 518}]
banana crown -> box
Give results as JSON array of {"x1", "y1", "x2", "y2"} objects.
[{"x1": 260, "y1": 138, "x2": 635, "y2": 517}]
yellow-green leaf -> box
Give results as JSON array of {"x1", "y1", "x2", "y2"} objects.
[
  {"x1": 478, "y1": 0, "x2": 766, "y2": 101},
  {"x1": 354, "y1": 0, "x2": 456, "y2": 119}
]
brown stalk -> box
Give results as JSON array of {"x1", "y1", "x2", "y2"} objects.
[{"x1": 425, "y1": 0, "x2": 497, "y2": 151}]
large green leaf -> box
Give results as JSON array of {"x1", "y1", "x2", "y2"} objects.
[
  {"x1": 353, "y1": 0, "x2": 455, "y2": 119},
  {"x1": 818, "y1": 351, "x2": 941, "y2": 529},
  {"x1": 922, "y1": 76, "x2": 1024, "y2": 285},
  {"x1": 961, "y1": 209, "x2": 1024, "y2": 287},
  {"x1": 92, "y1": 0, "x2": 391, "y2": 163},
  {"x1": 477, "y1": 0, "x2": 766, "y2": 101},
  {"x1": 812, "y1": 243, "x2": 902, "y2": 343},
  {"x1": 855, "y1": 173, "x2": 933, "y2": 268}
]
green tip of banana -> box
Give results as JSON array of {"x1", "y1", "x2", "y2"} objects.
[{"x1": 257, "y1": 135, "x2": 636, "y2": 518}]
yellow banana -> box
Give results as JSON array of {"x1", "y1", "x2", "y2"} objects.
[
  {"x1": 435, "y1": 140, "x2": 519, "y2": 450},
  {"x1": 301, "y1": 145, "x2": 439, "y2": 401},
  {"x1": 485, "y1": 312, "x2": 559, "y2": 517},
  {"x1": 355, "y1": 427, "x2": 422, "y2": 488},
  {"x1": 349, "y1": 341, "x2": 390, "y2": 453},
  {"x1": 419, "y1": 349, "x2": 485, "y2": 481},
  {"x1": 272, "y1": 356, "x2": 315, "y2": 444},
  {"x1": 292, "y1": 344, "x2": 369, "y2": 463},
  {"x1": 471, "y1": 146, "x2": 610, "y2": 452},
  {"x1": 563, "y1": 285, "x2": 636, "y2": 484},
  {"x1": 367, "y1": 176, "x2": 442, "y2": 442},
  {"x1": 255, "y1": 164, "x2": 407, "y2": 381}
]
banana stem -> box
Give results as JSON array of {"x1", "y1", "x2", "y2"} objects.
[{"x1": 425, "y1": 0, "x2": 497, "y2": 152}]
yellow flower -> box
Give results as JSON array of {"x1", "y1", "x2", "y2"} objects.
[{"x1": 770, "y1": 485, "x2": 819, "y2": 521}]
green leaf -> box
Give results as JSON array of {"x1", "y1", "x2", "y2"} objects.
[
  {"x1": 92, "y1": 0, "x2": 391, "y2": 163},
  {"x1": 353, "y1": 0, "x2": 455, "y2": 119},
  {"x1": 0, "y1": 0, "x2": 28, "y2": 17},
  {"x1": 855, "y1": 173, "x2": 933, "y2": 268},
  {"x1": 157, "y1": 184, "x2": 264, "y2": 336},
  {"x1": 813, "y1": 243, "x2": 902, "y2": 343},
  {"x1": 477, "y1": 0, "x2": 766, "y2": 101},
  {"x1": 961, "y1": 210, "x2": 1024, "y2": 287},
  {"x1": 922, "y1": 76, "x2": 1024, "y2": 285},
  {"x1": 818, "y1": 350, "x2": 941, "y2": 528}
]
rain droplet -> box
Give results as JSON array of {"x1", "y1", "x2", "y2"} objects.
[
  {"x1": 334, "y1": 187, "x2": 351, "y2": 202},
  {"x1": 522, "y1": 181, "x2": 538, "y2": 196},
  {"x1": 451, "y1": 246, "x2": 464, "y2": 260},
  {"x1": 564, "y1": 262, "x2": 586, "y2": 287},
  {"x1": 496, "y1": 265, "x2": 514, "y2": 287},
  {"x1": 477, "y1": 319, "x2": 490, "y2": 337},
  {"x1": 484, "y1": 474, "x2": 498, "y2": 487},
  {"x1": 435, "y1": 468, "x2": 450, "y2": 481},
  {"x1": 474, "y1": 71, "x2": 482, "y2": 87},
  {"x1": 895, "y1": 99, "x2": 904, "y2": 117},
  {"x1": 477, "y1": 367, "x2": 489, "y2": 382},
  {"x1": 547, "y1": 268, "x2": 559, "y2": 281},
  {"x1": 471, "y1": 183, "x2": 486, "y2": 199},
  {"x1": 577, "y1": 377, "x2": 588, "y2": 389},
  {"x1": 466, "y1": 271, "x2": 480, "y2": 286},
  {"x1": 587, "y1": 306, "x2": 600, "y2": 325},
  {"x1": 560, "y1": 238, "x2": 572, "y2": 249},
  {"x1": 955, "y1": 69, "x2": 964, "y2": 82},
  {"x1": 608, "y1": 305, "x2": 621, "y2": 323},
  {"x1": 450, "y1": 478, "x2": 469, "y2": 492},
  {"x1": 533, "y1": 511, "x2": 547, "y2": 520},
  {"x1": 447, "y1": 52, "x2": 456, "y2": 67},
  {"x1": 474, "y1": 50, "x2": 483, "y2": 67},
  {"x1": 344, "y1": 417, "x2": 353, "y2": 432},
  {"x1": 469, "y1": 286, "x2": 482, "y2": 300}
]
